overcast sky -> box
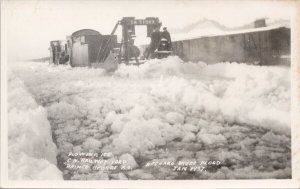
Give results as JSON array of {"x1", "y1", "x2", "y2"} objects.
[{"x1": 2, "y1": 0, "x2": 293, "y2": 61}]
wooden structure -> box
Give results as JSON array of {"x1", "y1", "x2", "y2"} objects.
[
  {"x1": 69, "y1": 29, "x2": 117, "y2": 67},
  {"x1": 171, "y1": 25, "x2": 290, "y2": 65}
]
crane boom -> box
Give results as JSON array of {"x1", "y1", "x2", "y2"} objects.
[{"x1": 96, "y1": 21, "x2": 120, "y2": 63}]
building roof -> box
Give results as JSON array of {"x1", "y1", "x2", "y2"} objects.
[
  {"x1": 71, "y1": 29, "x2": 101, "y2": 37},
  {"x1": 172, "y1": 25, "x2": 290, "y2": 42}
]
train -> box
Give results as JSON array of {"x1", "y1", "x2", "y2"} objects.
[{"x1": 49, "y1": 18, "x2": 290, "y2": 68}]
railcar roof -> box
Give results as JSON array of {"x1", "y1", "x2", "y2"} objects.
[
  {"x1": 172, "y1": 25, "x2": 290, "y2": 42},
  {"x1": 71, "y1": 29, "x2": 101, "y2": 37}
]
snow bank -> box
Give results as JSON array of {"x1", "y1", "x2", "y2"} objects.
[
  {"x1": 128, "y1": 56, "x2": 290, "y2": 134},
  {"x1": 8, "y1": 58, "x2": 290, "y2": 180},
  {"x1": 115, "y1": 56, "x2": 290, "y2": 134},
  {"x1": 7, "y1": 71, "x2": 62, "y2": 180},
  {"x1": 115, "y1": 56, "x2": 202, "y2": 78}
]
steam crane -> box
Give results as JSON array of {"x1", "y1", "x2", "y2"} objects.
[{"x1": 96, "y1": 17, "x2": 162, "y2": 65}]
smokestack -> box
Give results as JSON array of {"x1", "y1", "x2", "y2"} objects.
[{"x1": 254, "y1": 18, "x2": 266, "y2": 28}]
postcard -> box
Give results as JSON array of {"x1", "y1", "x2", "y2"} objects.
[{"x1": 1, "y1": 0, "x2": 299, "y2": 188}]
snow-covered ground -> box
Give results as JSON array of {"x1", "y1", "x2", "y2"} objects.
[
  {"x1": 7, "y1": 70, "x2": 63, "y2": 180},
  {"x1": 7, "y1": 56, "x2": 291, "y2": 180}
]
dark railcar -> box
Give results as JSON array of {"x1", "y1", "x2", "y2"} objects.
[
  {"x1": 172, "y1": 26, "x2": 290, "y2": 65},
  {"x1": 69, "y1": 29, "x2": 117, "y2": 67}
]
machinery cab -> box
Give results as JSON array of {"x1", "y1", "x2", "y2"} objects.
[
  {"x1": 49, "y1": 40, "x2": 70, "y2": 65},
  {"x1": 118, "y1": 17, "x2": 172, "y2": 64},
  {"x1": 155, "y1": 37, "x2": 172, "y2": 59}
]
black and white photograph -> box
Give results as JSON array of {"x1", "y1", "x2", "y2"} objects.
[{"x1": 1, "y1": 0, "x2": 299, "y2": 188}]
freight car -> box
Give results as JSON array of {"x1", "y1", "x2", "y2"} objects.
[
  {"x1": 68, "y1": 29, "x2": 118, "y2": 67},
  {"x1": 171, "y1": 25, "x2": 290, "y2": 65}
]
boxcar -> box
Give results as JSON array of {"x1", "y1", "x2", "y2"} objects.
[
  {"x1": 172, "y1": 26, "x2": 290, "y2": 65},
  {"x1": 69, "y1": 29, "x2": 117, "y2": 67}
]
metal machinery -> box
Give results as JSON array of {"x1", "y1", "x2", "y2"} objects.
[
  {"x1": 49, "y1": 17, "x2": 166, "y2": 69},
  {"x1": 49, "y1": 40, "x2": 70, "y2": 65},
  {"x1": 96, "y1": 17, "x2": 162, "y2": 65}
]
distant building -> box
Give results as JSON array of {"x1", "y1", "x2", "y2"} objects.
[{"x1": 254, "y1": 18, "x2": 267, "y2": 28}]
